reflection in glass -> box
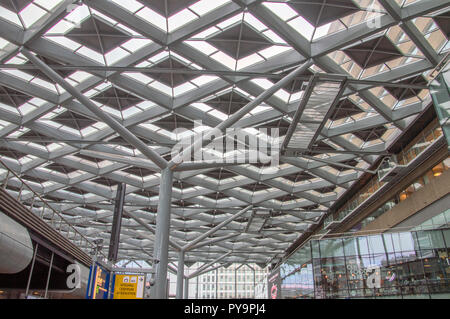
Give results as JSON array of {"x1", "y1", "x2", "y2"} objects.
[{"x1": 279, "y1": 228, "x2": 450, "y2": 299}]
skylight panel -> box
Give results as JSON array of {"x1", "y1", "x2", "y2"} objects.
[
  {"x1": 0, "y1": 119, "x2": 9, "y2": 128},
  {"x1": 68, "y1": 71, "x2": 93, "y2": 84},
  {"x1": 210, "y1": 51, "x2": 235, "y2": 70},
  {"x1": 236, "y1": 54, "x2": 264, "y2": 70},
  {"x1": 185, "y1": 41, "x2": 217, "y2": 56},
  {"x1": 44, "y1": 5, "x2": 152, "y2": 66},
  {"x1": 149, "y1": 81, "x2": 172, "y2": 96},
  {"x1": 65, "y1": 3, "x2": 90, "y2": 26},
  {"x1": 290, "y1": 91, "x2": 303, "y2": 103},
  {"x1": 263, "y1": 3, "x2": 297, "y2": 21},
  {"x1": 140, "y1": 122, "x2": 160, "y2": 132},
  {"x1": 46, "y1": 143, "x2": 64, "y2": 152},
  {"x1": 0, "y1": 0, "x2": 441, "y2": 262},
  {"x1": 136, "y1": 7, "x2": 167, "y2": 32},
  {"x1": 190, "y1": 75, "x2": 218, "y2": 87},
  {"x1": 101, "y1": 105, "x2": 122, "y2": 118},
  {"x1": 194, "y1": 26, "x2": 220, "y2": 39},
  {"x1": 170, "y1": 52, "x2": 192, "y2": 65},
  {"x1": 209, "y1": 109, "x2": 229, "y2": 120},
  {"x1": 173, "y1": 82, "x2": 197, "y2": 96},
  {"x1": 244, "y1": 13, "x2": 267, "y2": 32},
  {"x1": 2, "y1": 53, "x2": 62, "y2": 94},
  {"x1": 65, "y1": 78, "x2": 78, "y2": 87},
  {"x1": 168, "y1": 9, "x2": 197, "y2": 32},
  {"x1": 2, "y1": 0, "x2": 66, "y2": 29},
  {"x1": 186, "y1": 12, "x2": 292, "y2": 70},
  {"x1": 258, "y1": 46, "x2": 291, "y2": 60},
  {"x1": 76, "y1": 46, "x2": 105, "y2": 64},
  {"x1": 122, "y1": 106, "x2": 143, "y2": 118},
  {"x1": 123, "y1": 51, "x2": 217, "y2": 97},
  {"x1": 83, "y1": 121, "x2": 108, "y2": 135},
  {"x1": 251, "y1": 78, "x2": 272, "y2": 90},
  {"x1": 136, "y1": 100, "x2": 155, "y2": 110},
  {"x1": 0, "y1": 37, "x2": 11, "y2": 51},
  {"x1": 3, "y1": 69, "x2": 33, "y2": 82},
  {"x1": 111, "y1": 0, "x2": 144, "y2": 13},
  {"x1": 19, "y1": 154, "x2": 37, "y2": 165},
  {"x1": 251, "y1": 105, "x2": 271, "y2": 115},
  {"x1": 31, "y1": 77, "x2": 58, "y2": 93},
  {"x1": 262, "y1": 30, "x2": 287, "y2": 45},
  {"x1": 112, "y1": 0, "x2": 230, "y2": 34},
  {"x1": 274, "y1": 89, "x2": 291, "y2": 104},
  {"x1": 288, "y1": 16, "x2": 315, "y2": 41},
  {"x1": 313, "y1": 24, "x2": 332, "y2": 40},
  {"x1": 123, "y1": 72, "x2": 153, "y2": 84},
  {"x1": 149, "y1": 51, "x2": 170, "y2": 64},
  {"x1": 46, "y1": 36, "x2": 82, "y2": 51},
  {"x1": 93, "y1": 10, "x2": 118, "y2": 26},
  {"x1": 190, "y1": 0, "x2": 231, "y2": 16},
  {"x1": 120, "y1": 38, "x2": 152, "y2": 52},
  {"x1": 217, "y1": 13, "x2": 243, "y2": 30},
  {"x1": 7, "y1": 127, "x2": 27, "y2": 138},
  {"x1": 192, "y1": 103, "x2": 213, "y2": 112},
  {"x1": 105, "y1": 47, "x2": 129, "y2": 65},
  {"x1": 0, "y1": 7, "x2": 22, "y2": 26},
  {"x1": 33, "y1": 0, "x2": 63, "y2": 11}
]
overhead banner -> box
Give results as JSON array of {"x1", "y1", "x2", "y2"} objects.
[{"x1": 113, "y1": 274, "x2": 145, "y2": 299}]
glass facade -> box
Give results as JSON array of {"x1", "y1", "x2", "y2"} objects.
[
  {"x1": 412, "y1": 210, "x2": 450, "y2": 232},
  {"x1": 351, "y1": 158, "x2": 450, "y2": 231},
  {"x1": 196, "y1": 264, "x2": 266, "y2": 299},
  {"x1": 279, "y1": 228, "x2": 450, "y2": 299},
  {"x1": 323, "y1": 123, "x2": 445, "y2": 230},
  {"x1": 429, "y1": 69, "x2": 450, "y2": 147}
]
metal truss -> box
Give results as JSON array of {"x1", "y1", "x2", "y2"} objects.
[{"x1": 0, "y1": 0, "x2": 448, "y2": 295}]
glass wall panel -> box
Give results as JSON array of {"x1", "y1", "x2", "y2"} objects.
[
  {"x1": 368, "y1": 235, "x2": 386, "y2": 254},
  {"x1": 280, "y1": 243, "x2": 315, "y2": 299},
  {"x1": 319, "y1": 239, "x2": 344, "y2": 257},
  {"x1": 343, "y1": 237, "x2": 358, "y2": 256},
  {"x1": 312, "y1": 258, "x2": 325, "y2": 299},
  {"x1": 382, "y1": 233, "x2": 395, "y2": 253},
  {"x1": 311, "y1": 240, "x2": 320, "y2": 259},
  {"x1": 442, "y1": 229, "x2": 450, "y2": 247},
  {"x1": 392, "y1": 232, "x2": 415, "y2": 252},
  {"x1": 415, "y1": 230, "x2": 446, "y2": 250},
  {"x1": 278, "y1": 228, "x2": 450, "y2": 299},
  {"x1": 357, "y1": 237, "x2": 369, "y2": 255}
]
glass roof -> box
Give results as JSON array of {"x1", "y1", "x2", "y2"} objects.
[{"x1": 0, "y1": 0, "x2": 448, "y2": 266}]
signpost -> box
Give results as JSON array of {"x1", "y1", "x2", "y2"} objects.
[{"x1": 112, "y1": 274, "x2": 145, "y2": 299}]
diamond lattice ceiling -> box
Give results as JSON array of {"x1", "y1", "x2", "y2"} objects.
[{"x1": 0, "y1": 0, "x2": 448, "y2": 267}]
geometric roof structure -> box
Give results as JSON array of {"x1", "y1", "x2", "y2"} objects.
[{"x1": 0, "y1": 0, "x2": 449, "y2": 269}]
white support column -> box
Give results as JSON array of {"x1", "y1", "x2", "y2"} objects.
[
  {"x1": 176, "y1": 250, "x2": 185, "y2": 299},
  {"x1": 151, "y1": 168, "x2": 173, "y2": 299},
  {"x1": 184, "y1": 278, "x2": 189, "y2": 299}
]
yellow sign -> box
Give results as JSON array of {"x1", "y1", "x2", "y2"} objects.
[{"x1": 113, "y1": 274, "x2": 145, "y2": 299}]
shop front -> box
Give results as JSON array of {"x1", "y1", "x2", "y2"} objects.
[{"x1": 278, "y1": 228, "x2": 450, "y2": 299}]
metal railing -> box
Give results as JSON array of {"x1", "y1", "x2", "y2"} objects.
[
  {"x1": 332, "y1": 123, "x2": 444, "y2": 225},
  {"x1": 0, "y1": 158, "x2": 106, "y2": 260}
]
